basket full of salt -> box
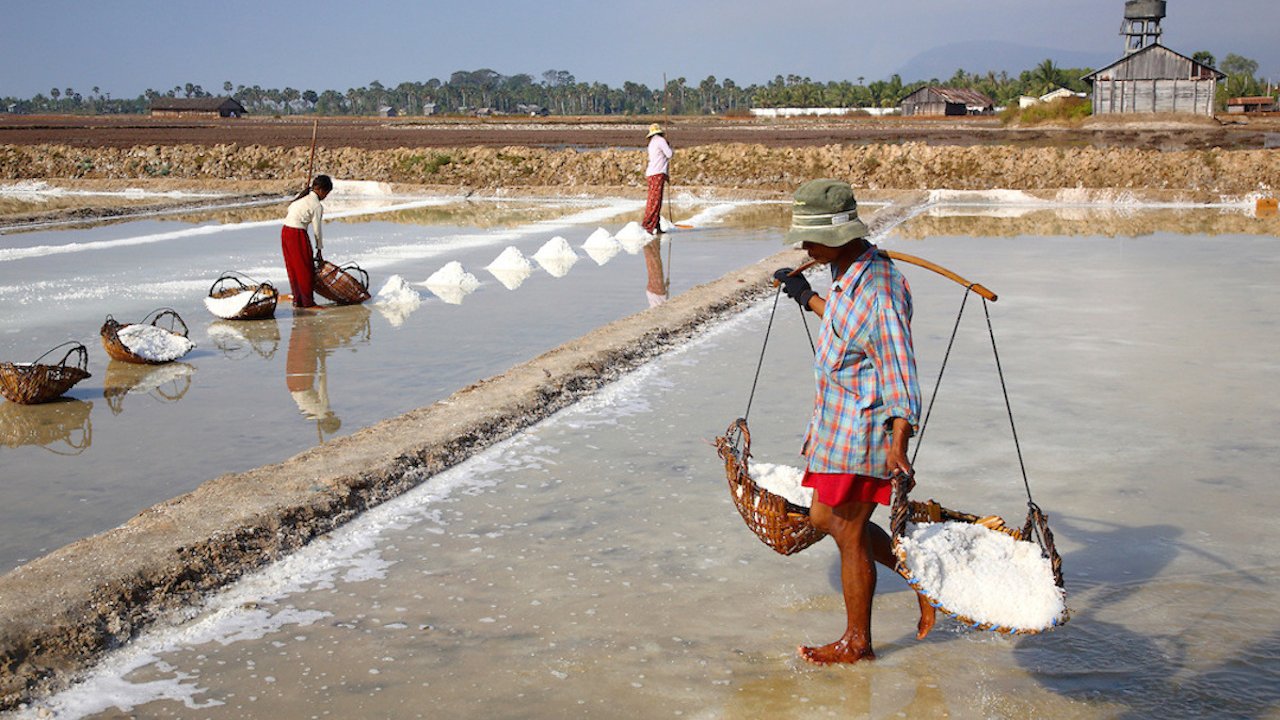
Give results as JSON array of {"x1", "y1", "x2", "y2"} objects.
[
  {"x1": 205, "y1": 272, "x2": 279, "y2": 320},
  {"x1": 0, "y1": 341, "x2": 92, "y2": 405},
  {"x1": 714, "y1": 417, "x2": 827, "y2": 556},
  {"x1": 100, "y1": 309, "x2": 196, "y2": 365},
  {"x1": 313, "y1": 255, "x2": 371, "y2": 305},
  {"x1": 889, "y1": 485, "x2": 1068, "y2": 635}
]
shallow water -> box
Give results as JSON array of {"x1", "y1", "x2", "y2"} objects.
[
  {"x1": 0, "y1": 194, "x2": 784, "y2": 570},
  {"x1": 22, "y1": 213, "x2": 1280, "y2": 719}
]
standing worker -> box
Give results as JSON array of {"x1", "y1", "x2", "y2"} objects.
[
  {"x1": 642, "y1": 123, "x2": 672, "y2": 236},
  {"x1": 281, "y1": 174, "x2": 333, "y2": 310},
  {"x1": 772, "y1": 179, "x2": 936, "y2": 665}
]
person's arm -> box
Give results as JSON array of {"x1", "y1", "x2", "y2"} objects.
[
  {"x1": 661, "y1": 135, "x2": 673, "y2": 160},
  {"x1": 871, "y1": 290, "x2": 921, "y2": 479},
  {"x1": 312, "y1": 196, "x2": 324, "y2": 254}
]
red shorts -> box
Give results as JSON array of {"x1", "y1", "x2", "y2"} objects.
[{"x1": 802, "y1": 470, "x2": 893, "y2": 507}]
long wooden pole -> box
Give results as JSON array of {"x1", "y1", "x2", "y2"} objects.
[
  {"x1": 304, "y1": 118, "x2": 319, "y2": 190},
  {"x1": 779, "y1": 252, "x2": 998, "y2": 302}
]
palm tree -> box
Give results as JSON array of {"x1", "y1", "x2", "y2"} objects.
[{"x1": 1031, "y1": 59, "x2": 1062, "y2": 96}]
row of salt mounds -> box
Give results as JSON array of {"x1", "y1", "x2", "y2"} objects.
[
  {"x1": 116, "y1": 324, "x2": 195, "y2": 363},
  {"x1": 422, "y1": 261, "x2": 480, "y2": 305},
  {"x1": 898, "y1": 520, "x2": 1066, "y2": 632},
  {"x1": 373, "y1": 275, "x2": 423, "y2": 327},
  {"x1": 421, "y1": 220, "x2": 671, "y2": 304},
  {"x1": 486, "y1": 246, "x2": 535, "y2": 290},
  {"x1": 531, "y1": 236, "x2": 579, "y2": 278}
]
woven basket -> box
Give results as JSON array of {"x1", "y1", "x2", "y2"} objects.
[
  {"x1": 0, "y1": 342, "x2": 92, "y2": 405},
  {"x1": 206, "y1": 272, "x2": 278, "y2": 320},
  {"x1": 714, "y1": 418, "x2": 827, "y2": 556},
  {"x1": 0, "y1": 398, "x2": 93, "y2": 454},
  {"x1": 889, "y1": 477, "x2": 1068, "y2": 635},
  {"x1": 100, "y1": 308, "x2": 192, "y2": 365},
  {"x1": 313, "y1": 255, "x2": 371, "y2": 305}
]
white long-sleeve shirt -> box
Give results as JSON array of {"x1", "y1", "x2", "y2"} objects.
[
  {"x1": 283, "y1": 192, "x2": 324, "y2": 246},
  {"x1": 646, "y1": 135, "x2": 672, "y2": 177}
]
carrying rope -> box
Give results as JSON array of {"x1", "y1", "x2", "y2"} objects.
[
  {"x1": 742, "y1": 285, "x2": 814, "y2": 424},
  {"x1": 904, "y1": 282, "x2": 1048, "y2": 550},
  {"x1": 743, "y1": 258, "x2": 1050, "y2": 550}
]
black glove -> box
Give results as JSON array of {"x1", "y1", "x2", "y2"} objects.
[{"x1": 773, "y1": 268, "x2": 816, "y2": 310}]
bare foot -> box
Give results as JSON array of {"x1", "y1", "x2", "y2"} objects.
[
  {"x1": 797, "y1": 638, "x2": 876, "y2": 665},
  {"x1": 916, "y1": 593, "x2": 937, "y2": 640}
]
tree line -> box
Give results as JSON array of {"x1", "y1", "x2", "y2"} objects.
[{"x1": 3, "y1": 53, "x2": 1271, "y2": 117}]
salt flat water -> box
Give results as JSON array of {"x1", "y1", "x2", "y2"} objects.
[
  {"x1": 0, "y1": 188, "x2": 790, "y2": 571},
  {"x1": 17, "y1": 207, "x2": 1280, "y2": 719}
]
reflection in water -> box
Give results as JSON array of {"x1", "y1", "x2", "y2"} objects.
[
  {"x1": 206, "y1": 319, "x2": 282, "y2": 360},
  {"x1": 0, "y1": 398, "x2": 93, "y2": 454},
  {"x1": 284, "y1": 305, "x2": 372, "y2": 443},
  {"x1": 641, "y1": 237, "x2": 669, "y2": 307},
  {"x1": 102, "y1": 361, "x2": 195, "y2": 415},
  {"x1": 894, "y1": 206, "x2": 1280, "y2": 240}
]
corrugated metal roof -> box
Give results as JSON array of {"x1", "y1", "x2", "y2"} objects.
[
  {"x1": 902, "y1": 87, "x2": 995, "y2": 107},
  {"x1": 149, "y1": 97, "x2": 245, "y2": 112}
]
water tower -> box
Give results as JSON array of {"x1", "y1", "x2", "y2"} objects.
[{"x1": 1120, "y1": 0, "x2": 1166, "y2": 54}]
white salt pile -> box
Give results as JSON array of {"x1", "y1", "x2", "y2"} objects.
[
  {"x1": 485, "y1": 248, "x2": 535, "y2": 290},
  {"x1": 203, "y1": 290, "x2": 257, "y2": 319},
  {"x1": 422, "y1": 261, "x2": 480, "y2": 305},
  {"x1": 614, "y1": 221, "x2": 652, "y2": 243},
  {"x1": 532, "y1": 236, "x2": 579, "y2": 278},
  {"x1": 373, "y1": 275, "x2": 423, "y2": 326},
  {"x1": 581, "y1": 227, "x2": 621, "y2": 266},
  {"x1": 898, "y1": 521, "x2": 1066, "y2": 631},
  {"x1": 116, "y1": 324, "x2": 195, "y2": 363},
  {"x1": 424, "y1": 261, "x2": 480, "y2": 290},
  {"x1": 486, "y1": 246, "x2": 534, "y2": 272},
  {"x1": 659, "y1": 216, "x2": 674, "y2": 232},
  {"x1": 747, "y1": 463, "x2": 814, "y2": 509},
  {"x1": 614, "y1": 221, "x2": 653, "y2": 254}
]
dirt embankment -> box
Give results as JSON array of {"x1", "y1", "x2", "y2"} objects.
[{"x1": 1, "y1": 141, "x2": 1277, "y2": 196}]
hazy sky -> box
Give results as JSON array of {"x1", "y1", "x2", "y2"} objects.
[{"x1": 1, "y1": 0, "x2": 1276, "y2": 98}]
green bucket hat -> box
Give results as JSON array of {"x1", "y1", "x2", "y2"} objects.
[{"x1": 784, "y1": 179, "x2": 869, "y2": 247}]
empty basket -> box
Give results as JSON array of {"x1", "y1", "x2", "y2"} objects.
[{"x1": 0, "y1": 342, "x2": 92, "y2": 405}]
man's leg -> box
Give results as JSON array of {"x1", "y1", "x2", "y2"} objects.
[
  {"x1": 865, "y1": 521, "x2": 936, "y2": 639},
  {"x1": 801, "y1": 499, "x2": 879, "y2": 664}
]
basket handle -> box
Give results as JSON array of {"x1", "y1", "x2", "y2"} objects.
[
  {"x1": 337, "y1": 262, "x2": 370, "y2": 291},
  {"x1": 1021, "y1": 503, "x2": 1065, "y2": 589},
  {"x1": 31, "y1": 341, "x2": 89, "y2": 373},
  {"x1": 889, "y1": 471, "x2": 914, "y2": 543},
  {"x1": 143, "y1": 308, "x2": 189, "y2": 338},
  {"x1": 208, "y1": 271, "x2": 253, "y2": 296}
]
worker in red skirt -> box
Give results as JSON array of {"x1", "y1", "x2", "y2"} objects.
[
  {"x1": 281, "y1": 174, "x2": 333, "y2": 309},
  {"x1": 641, "y1": 124, "x2": 672, "y2": 235},
  {"x1": 773, "y1": 179, "x2": 935, "y2": 665}
]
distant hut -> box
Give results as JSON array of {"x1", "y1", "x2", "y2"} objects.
[
  {"x1": 899, "y1": 87, "x2": 995, "y2": 117},
  {"x1": 1083, "y1": 45, "x2": 1224, "y2": 116},
  {"x1": 1227, "y1": 96, "x2": 1277, "y2": 114},
  {"x1": 378, "y1": 106, "x2": 398, "y2": 117},
  {"x1": 150, "y1": 97, "x2": 246, "y2": 118}
]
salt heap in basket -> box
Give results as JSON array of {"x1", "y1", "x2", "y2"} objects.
[
  {"x1": 897, "y1": 519, "x2": 1066, "y2": 632},
  {"x1": 116, "y1": 325, "x2": 195, "y2": 363},
  {"x1": 747, "y1": 463, "x2": 813, "y2": 509}
]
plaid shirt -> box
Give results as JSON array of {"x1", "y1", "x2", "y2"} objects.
[{"x1": 803, "y1": 244, "x2": 921, "y2": 477}]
